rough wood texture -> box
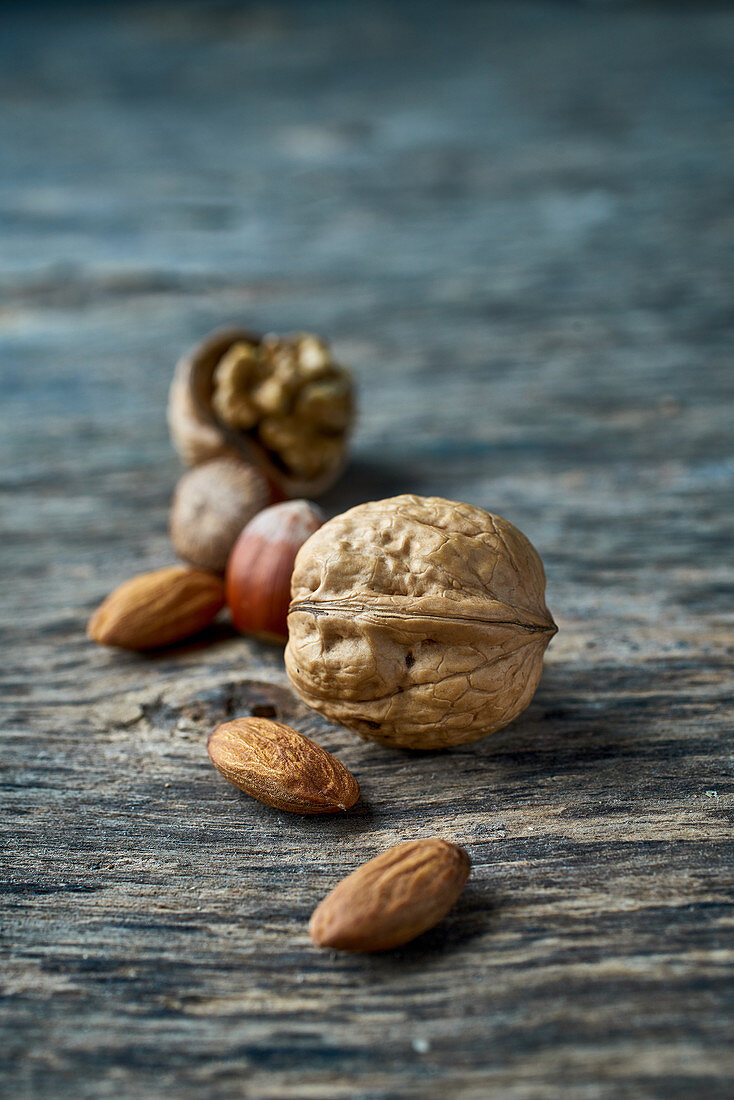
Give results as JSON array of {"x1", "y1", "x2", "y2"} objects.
[{"x1": 1, "y1": 2, "x2": 732, "y2": 1098}]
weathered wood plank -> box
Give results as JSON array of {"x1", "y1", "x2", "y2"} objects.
[{"x1": 1, "y1": 2, "x2": 733, "y2": 1098}]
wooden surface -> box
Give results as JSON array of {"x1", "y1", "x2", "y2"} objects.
[{"x1": 2, "y1": 2, "x2": 733, "y2": 1098}]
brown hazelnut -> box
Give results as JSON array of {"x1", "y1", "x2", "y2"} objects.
[
  {"x1": 285, "y1": 494, "x2": 557, "y2": 750},
  {"x1": 226, "y1": 499, "x2": 325, "y2": 642},
  {"x1": 170, "y1": 458, "x2": 271, "y2": 574},
  {"x1": 167, "y1": 328, "x2": 354, "y2": 498}
]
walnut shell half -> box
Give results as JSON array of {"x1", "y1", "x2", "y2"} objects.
[
  {"x1": 167, "y1": 328, "x2": 354, "y2": 498},
  {"x1": 285, "y1": 495, "x2": 557, "y2": 750}
]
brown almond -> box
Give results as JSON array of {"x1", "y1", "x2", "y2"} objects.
[
  {"x1": 207, "y1": 717, "x2": 360, "y2": 814},
  {"x1": 309, "y1": 838, "x2": 470, "y2": 952},
  {"x1": 87, "y1": 566, "x2": 225, "y2": 650}
]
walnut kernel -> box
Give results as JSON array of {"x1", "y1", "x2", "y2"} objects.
[{"x1": 168, "y1": 328, "x2": 354, "y2": 497}]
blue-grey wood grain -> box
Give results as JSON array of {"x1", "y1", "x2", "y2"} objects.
[{"x1": 1, "y1": 3, "x2": 733, "y2": 1098}]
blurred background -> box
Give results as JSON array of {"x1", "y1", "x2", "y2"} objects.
[
  {"x1": 4, "y1": 1, "x2": 731, "y2": 518},
  {"x1": 4, "y1": 0, "x2": 733, "y2": 644}
]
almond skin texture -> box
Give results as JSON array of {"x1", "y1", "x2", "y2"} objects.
[
  {"x1": 207, "y1": 717, "x2": 360, "y2": 814},
  {"x1": 87, "y1": 566, "x2": 225, "y2": 650},
  {"x1": 309, "y1": 838, "x2": 471, "y2": 952}
]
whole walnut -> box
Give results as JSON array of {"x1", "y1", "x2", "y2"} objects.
[
  {"x1": 167, "y1": 328, "x2": 354, "y2": 498},
  {"x1": 285, "y1": 495, "x2": 557, "y2": 750}
]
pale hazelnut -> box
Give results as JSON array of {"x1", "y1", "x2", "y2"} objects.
[{"x1": 170, "y1": 458, "x2": 271, "y2": 574}]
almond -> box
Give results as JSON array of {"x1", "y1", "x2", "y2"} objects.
[
  {"x1": 207, "y1": 717, "x2": 360, "y2": 814},
  {"x1": 309, "y1": 838, "x2": 470, "y2": 952},
  {"x1": 87, "y1": 565, "x2": 225, "y2": 650}
]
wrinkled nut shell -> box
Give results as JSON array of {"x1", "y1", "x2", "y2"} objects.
[
  {"x1": 309, "y1": 838, "x2": 471, "y2": 952},
  {"x1": 286, "y1": 494, "x2": 557, "y2": 750},
  {"x1": 87, "y1": 566, "x2": 225, "y2": 650},
  {"x1": 207, "y1": 717, "x2": 360, "y2": 814}
]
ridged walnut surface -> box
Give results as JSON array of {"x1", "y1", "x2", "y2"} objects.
[{"x1": 286, "y1": 495, "x2": 557, "y2": 749}]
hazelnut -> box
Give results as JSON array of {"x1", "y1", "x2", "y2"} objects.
[
  {"x1": 226, "y1": 499, "x2": 325, "y2": 642},
  {"x1": 167, "y1": 328, "x2": 354, "y2": 498},
  {"x1": 285, "y1": 494, "x2": 557, "y2": 750},
  {"x1": 170, "y1": 458, "x2": 271, "y2": 574}
]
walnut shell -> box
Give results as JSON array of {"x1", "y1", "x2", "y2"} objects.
[
  {"x1": 285, "y1": 494, "x2": 557, "y2": 750},
  {"x1": 167, "y1": 328, "x2": 354, "y2": 498}
]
